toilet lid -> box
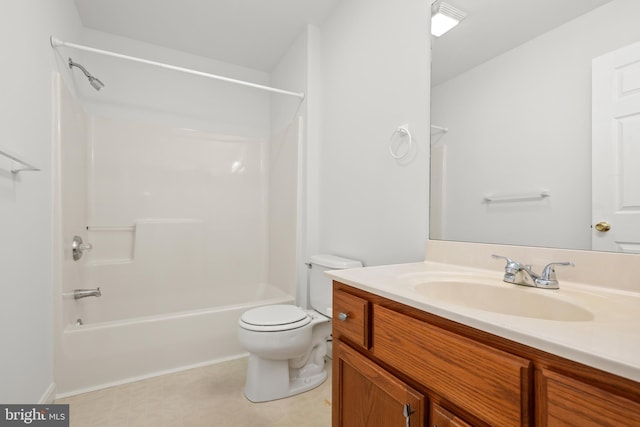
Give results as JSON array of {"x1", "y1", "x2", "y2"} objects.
[{"x1": 240, "y1": 305, "x2": 311, "y2": 331}]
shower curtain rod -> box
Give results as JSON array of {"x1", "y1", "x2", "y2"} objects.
[{"x1": 50, "y1": 36, "x2": 306, "y2": 100}]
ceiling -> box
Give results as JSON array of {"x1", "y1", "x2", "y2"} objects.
[
  {"x1": 73, "y1": 0, "x2": 341, "y2": 72},
  {"x1": 431, "y1": 0, "x2": 613, "y2": 86},
  {"x1": 74, "y1": 0, "x2": 614, "y2": 81}
]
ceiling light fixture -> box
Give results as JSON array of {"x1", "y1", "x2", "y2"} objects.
[{"x1": 431, "y1": 1, "x2": 467, "y2": 37}]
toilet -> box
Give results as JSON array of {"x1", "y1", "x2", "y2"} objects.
[{"x1": 237, "y1": 254, "x2": 362, "y2": 402}]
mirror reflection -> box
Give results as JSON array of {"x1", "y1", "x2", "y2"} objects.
[{"x1": 430, "y1": 0, "x2": 640, "y2": 253}]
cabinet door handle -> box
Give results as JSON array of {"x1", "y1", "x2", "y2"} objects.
[
  {"x1": 338, "y1": 312, "x2": 349, "y2": 321},
  {"x1": 403, "y1": 403, "x2": 414, "y2": 427}
]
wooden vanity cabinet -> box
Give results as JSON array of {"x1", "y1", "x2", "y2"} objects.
[
  {"x1": 536, "y1": 368, "x2": 640, "y2": 426},
  {"x1": 373, "y1": 304, "x2": 531, "y2": 426},
  {"x1": 333, "y1": 282, "x2": 640, "y2": 427},
  {"x1": 333, "y1": 289, "x2": 370, "y2": 350},
  {"x1": 431, "y1": 403, "x2": 472, "y2": 427},
  {"x1": 333, "y1": 339, "x2": 425, "y2": 427}
]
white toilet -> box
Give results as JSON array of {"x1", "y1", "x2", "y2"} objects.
[{"x1": 237, "y1": 254, "x2": 362, "y2": 402}]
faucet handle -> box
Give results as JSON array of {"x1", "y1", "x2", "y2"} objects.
[
  {"x1": 536, "y1": 262, "x2": 574, "y2": 289},
  {"x1": 491, "y1": 254, "x2": 521, "y2": 274},
  {"x1": 540, "y1": 262, "x2": 574, "y2": 280}
]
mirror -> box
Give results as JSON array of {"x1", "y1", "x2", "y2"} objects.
[{"x1": 430, "y1": 0, "x2": 640, "y2": 252}]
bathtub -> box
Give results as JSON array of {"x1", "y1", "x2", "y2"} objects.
[{"x1": 55, "y1": 283, "x2": 293, "y2": 397}]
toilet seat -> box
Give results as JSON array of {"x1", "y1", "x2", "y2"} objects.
[{"x1": 239, "y1": 305, "x2": 311, "y2": 332}]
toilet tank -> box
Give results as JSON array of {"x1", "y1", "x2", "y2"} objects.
[{"x1": 309, "y1": 254, "x2": 362, "y2": 318}]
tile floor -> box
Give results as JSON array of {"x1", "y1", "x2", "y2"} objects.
[{"x1": 55, "y1": 357, "x2": 332, "y2": 427}]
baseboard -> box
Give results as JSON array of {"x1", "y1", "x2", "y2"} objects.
[{"x1": 39, "y1": 383, "x2": 56, "y2": 404}]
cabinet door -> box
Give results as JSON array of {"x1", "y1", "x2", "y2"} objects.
[
  {"x1": 431, "y1": 403, "x2": 473, "y2": 427},
  {"x1": 333, "y1": 340, "x2": 425, "y2": 427},
  {"x1": 537, "y1": 368, "x2": 640, "y2": 426},
  {"x1": 373, "y1": 305, "x2": 531, "y2": 426}
]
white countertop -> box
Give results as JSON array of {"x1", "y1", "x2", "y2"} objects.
[{"x1": 326, "y1": 261, "x2": 640, "y2": 382}]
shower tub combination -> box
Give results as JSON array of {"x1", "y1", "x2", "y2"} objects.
[{"x1": 53, "y1": 38, "x2": 303, "y2": 396}]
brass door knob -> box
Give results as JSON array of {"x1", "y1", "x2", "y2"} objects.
[{"x1": 595, "y1": 221, "x2": 611, "y2": 232}]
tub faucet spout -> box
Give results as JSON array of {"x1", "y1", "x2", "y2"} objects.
[{"x1": 74, "y1": 287, "x2": 101, "y2": 299}]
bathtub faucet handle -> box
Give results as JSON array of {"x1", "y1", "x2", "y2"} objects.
[{"x1": 72, "y1": 235, "x2": 93, "y2": 261}]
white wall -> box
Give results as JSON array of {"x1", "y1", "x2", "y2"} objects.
[
  {"x1": 305, "y1": 25, "x2": 323, "y2": 268},
  {"x1": 0, "y1": 0, "x2": 83, "y2": 403},
  {"x1": 317, "y1": 0, "x2": 431, "y2": 266},
  {"x1": 432, "y1": 0, "x2": 640, "y2": 250}
]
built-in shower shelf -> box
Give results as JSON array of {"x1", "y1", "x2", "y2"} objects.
[
  {"x1": 85, "y1": 259, "x2": 134, "y2": 267},
  {"x1": 0, "y1": 145, "x2": 41, "y2": 173},
  {"x1": 87, "y1": 225, "x2": 136, "y2": 232},
  {"x1": 86, "y1": 225, "x2": 136, "y2": 263}
]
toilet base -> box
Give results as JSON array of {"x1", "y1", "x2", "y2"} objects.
[{"x1": 244, "y1": 355, "x2": 328, "y2": 403}]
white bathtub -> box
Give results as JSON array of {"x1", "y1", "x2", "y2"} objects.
[{"x1": 55, "y1": 283, "x2": 293, "y2": 397}]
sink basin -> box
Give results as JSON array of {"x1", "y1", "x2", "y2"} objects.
[{"x1": 412, "y1": 281, "x2": 594, "y2": 321}]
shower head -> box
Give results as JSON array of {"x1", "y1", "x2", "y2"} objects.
[
  {"x1": 68, "y1": 58, "x2": 104, "y2": 91},
  {"x1": 88, "y1": 75, "x2": 105, "y2": 91}
]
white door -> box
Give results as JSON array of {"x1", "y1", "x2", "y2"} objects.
[{"x1": 592, "y1": 40, "x2": 640, "y2": 253}]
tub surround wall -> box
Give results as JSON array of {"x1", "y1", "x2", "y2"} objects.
[
  {"x1": 55, "y1": 74, "x2": 90, "y2": 330},
  {"x1": 83, "y1": 116, "x2": 269, "y2": 321},
  {"x1": 55, "y1": 108, "x2": 272, "y2": 323}
]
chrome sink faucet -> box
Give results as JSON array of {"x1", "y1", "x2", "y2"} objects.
[{"x1": 491, "y1": 255, "x2": 574, "y2": 289}]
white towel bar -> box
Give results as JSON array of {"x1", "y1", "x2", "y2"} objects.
[
  {"x1": 0, "y1": 145, "x2": 40, "y2": 173},
  {"x1": 430, "y1": 125, "x2": 448, "y2": 133},
  {"x1": 483, "y1": 190, "x2": 550, "y2": 203}
]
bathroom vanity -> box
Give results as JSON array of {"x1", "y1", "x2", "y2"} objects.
[{"x1": 329, "y1": 259, "x2": 640, "y2": 427}]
